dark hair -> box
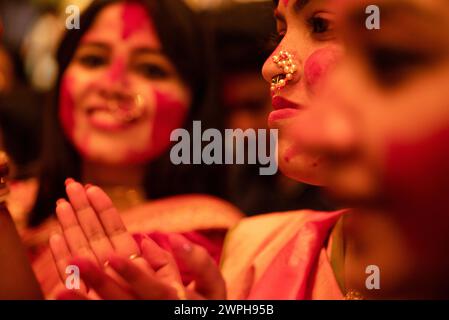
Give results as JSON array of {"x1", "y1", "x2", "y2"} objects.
[
  {"x1": 30, "y1": 0, "x2": 224, "y2": 226},
  {"x1": 211, "y1": 1, "x2": 277, "y2": 74}
]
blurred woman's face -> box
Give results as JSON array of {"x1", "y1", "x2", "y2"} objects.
[
  {"x1": 262, "y1": 0, "x2": 343, "y2": 186},
  {"x1": 60, "y1": 2, "x2": 191, "y2": 165},
  {"x1": 302, "y1": 0, "x2": 449, "y2": 208},
  {"x1": 296, "y1": 1, "x2": 449, "y2": 295}
]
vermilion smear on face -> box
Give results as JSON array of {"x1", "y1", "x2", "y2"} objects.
[
  {"x1": 385, "y1": 126, "x2": 449, "y2": 211},
  {"x1": 59, "y1": 76, "x2": 76, "y2": 141},
  {"x1": 304, "y1": 47, "x2": 342, "y2": 92},
  {"x1": 384, "y1": 125, "x2": 449, "y2": 260},
  {"x1": 59, "y1": 76, "x2": 94, "y2": 157},
  {"x1": 107, "y1": 57, "x2": 126, "y2": 83},
  {"x1": 125, "y1": 89, "x2": 188, "y2": 164},
  {"x1": 121, "y1": 2, "x2": 152, "y2": 40}
]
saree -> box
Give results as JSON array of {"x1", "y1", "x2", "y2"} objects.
[{"x1": 221, "y1": 209, "x2": 346, "y2": 300}]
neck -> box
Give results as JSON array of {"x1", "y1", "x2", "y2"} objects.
[
  {"x1": 82, "y1": 161, "x2": 147, "y2": 211},
  {"x1": 82, "y1": 160, "x2": 145, "y2": 188}
]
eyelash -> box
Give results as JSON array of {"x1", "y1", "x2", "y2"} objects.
[
  {"x1": 134, "y1": 63, "x2": 169, "y2": 80},
  {"x1": 308, "y1": 16, "x2": 331, "y2": 34},
  {"x1": 366, "y1": 46, "x2": 434, "y2": 87},
  {"x1": 269, "y1": 14, "x2": 333, "y2": 48},
  {"x1": 76, "y1": 53, "x2": 170, "y2": 80},
  {"x1": 77, "y1": 54, "x2": 108, "y2": 68}
]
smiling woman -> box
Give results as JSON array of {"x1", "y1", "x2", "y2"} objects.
[{"x1": 21, "y1": 0, "x2": 242, "y2": 298}]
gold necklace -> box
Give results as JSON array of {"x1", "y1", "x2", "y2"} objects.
[
  {"x1": 344, "y1": 290, "x2": 364, "y2": 300},
  {"x1": 103, "y1": 185, "x2": 146, "y2": 212}
]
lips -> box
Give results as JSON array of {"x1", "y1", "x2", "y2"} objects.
[
  {"x1": 86, "y1": 106, "x2": 136, "y2": 132},
  {"x1": 272, "y1": 96, "x2": 300, "y2": 110},
  {"x1": 268, "y1": 96, "x2": 302, "y2": 125}
]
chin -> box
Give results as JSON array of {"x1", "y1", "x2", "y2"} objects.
[{"x1": 278, "y1": 152, "x2": 327, "y2": 186}]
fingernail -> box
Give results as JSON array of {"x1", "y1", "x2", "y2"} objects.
[
  {"x1": 56, "y1": 198, "x2": 66, "y2": 206},
  {"x1": 65, "y1": 178, "x2": 75, "y2": 186},
  {"x1": 182, "y1": 242, "x2": 193, "y2": 253},
  {"x1": 84, "y1": 184, "x2": 93, "y2": 190},
  {"x1": 170, "y1": 235, "x2": 193, "y2": 254}
]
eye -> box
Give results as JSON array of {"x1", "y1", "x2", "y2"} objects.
[
  {"x1": 366, "y1": 46, "x2": 436, "y2": 86},
  {"x1": 309, "y1": 16, "x2": 330, "y2": 34},
  {"x1": 134, "y1": 63, "x2": 170, "y2": 79},
  {"x1": 77, "y1": 54, "x2": 108, "y2": 68}
]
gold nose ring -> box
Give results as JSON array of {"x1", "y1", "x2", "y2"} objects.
[{"x1": 271, "y1": 50, "x2": 298, "y2": 93}]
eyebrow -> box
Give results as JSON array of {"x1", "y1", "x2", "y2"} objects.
[
  {"x1": 132, "y1": 47, "x2": 162, "y2": 55},
  {"x1": 295, "y1": 0, "x2": 311, "y2": 11},
  {"x1": 78, "y1": 42, "x2": 162, "y2": 55},
  {"x1": 78, "y1": 41, "x2": 109, "y2": 50},
  {"x1": 345, "y1": 2, "x2": 449, "y2": 55},
  {"x1": 274, "y1": 0, "x2": 312, "y2": 20}
]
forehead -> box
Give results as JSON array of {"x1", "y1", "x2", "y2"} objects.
[
  {"x1": 342, "y1": 0, "x2": 449, "y2": 45},
  {"x1": 82, "y1": 2, "x2": 160, "y2": 45}
]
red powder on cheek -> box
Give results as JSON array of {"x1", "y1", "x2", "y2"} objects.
[
  {"x1": 125, "y1": 90, "x2": 188, "y2": 163},
  {"x1": 59, "y1": 76, "x2": 76, "y2": 141},
  {"x1": 304, "y1": 46, "x2": 343, "y2": 92},
  {"x1": 384, "y1": 126, "x2": 449, "y2": 213},
  {"x1": 121, "y1": 2, "x2": 153, "y2": 40},
  {"x1": 282, "y1": 0, "x2": 289, "y2": 6},
  {"x1": 384, "y1": 125, "x2": 449, "y2": 260}
]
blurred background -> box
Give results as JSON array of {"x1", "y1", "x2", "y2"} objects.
[{"x1": 0, "y1": 0, "x2": 332, "y2": 228}]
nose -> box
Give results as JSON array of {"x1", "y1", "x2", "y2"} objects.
[
  {"x1": 262, "y1": 51, "x2": 280, "y2": 84},
  {"x1": 262, "y1": 46, "x2": 301, "y2": 90},
  {"x1": 98, "y1": 58, "x2": 133, "y2": 102}
]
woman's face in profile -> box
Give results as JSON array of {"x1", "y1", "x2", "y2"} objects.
[
  {"x1": 59, "y1": 2, "x2": 192, "y2": 165},
  {"x1": 262, "y1": 0, "x2": 344, "y2": 186}
]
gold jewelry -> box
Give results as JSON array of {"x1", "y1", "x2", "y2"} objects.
[
  {"x1": 271, "y1": 50, "x2": 298, "y2": 93},
  {"x1": 344, "y1": 290, "x2": 364, "y2": 300}
]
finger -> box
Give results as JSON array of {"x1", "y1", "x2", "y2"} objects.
[
  {"x1": 49, "y1": 233, "x2": 73, "y2": 282},
  {"x1": 56, "y1": 200, "x2": 97, "y2": 262},
  {"x1": 141, "y1": 238, "x2": 181, "y2": 284},
  {"x1": 66, "y1": 180, "x2": 114, "y2": 264},
  {"x1": 56, "y1": 290, "x2": 89, "y2": 300},
  {"x1": 86, "y1": 185, "x2": 140, "y2": 257},
  {"x1": 169, "y1": 234, "x2": 226, "y2": 300},
  {"x1": 108, "y1": 254, "x2": 179, "y2": 300},
  {"x1": 72, "y1": 257, "x2": 133, "y2": 300},
  {"x1": 49, "y1": 233, "x2": 89, "y2": 294}
]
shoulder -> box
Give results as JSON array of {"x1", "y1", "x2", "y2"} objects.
[
  {"x1": 221, "y1": 210, "x2": 317, "y2": 260},
  {"x1": 221, "y1": 209, "x2": 346, "y2": 299},
  {"x1": 123, "y1": 194, "x2": 244, "y2": 234},
  {"x1": 225, "y1": 209, "x2": 345, "y2": 246}
]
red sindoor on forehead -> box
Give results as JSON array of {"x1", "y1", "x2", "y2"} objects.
[{"x1": 121, "y1": 2, "x2": 152, "y2": 40}]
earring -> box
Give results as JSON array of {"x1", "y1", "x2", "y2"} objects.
[{"x1": 271, "y1": 50, "x2": 298, "y2": 93}]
